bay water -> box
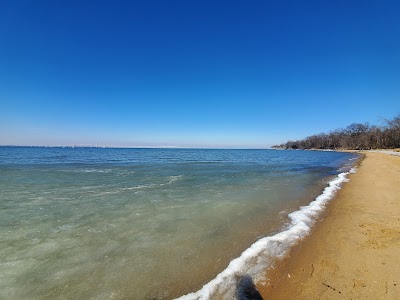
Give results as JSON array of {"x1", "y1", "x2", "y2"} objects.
[{"x1": 0, "y1": 147, "x2": 357, "y2": 299}]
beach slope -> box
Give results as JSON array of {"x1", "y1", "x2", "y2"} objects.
[{"x1": 257, "y1": 152, "x2": 400, "y2": 299}]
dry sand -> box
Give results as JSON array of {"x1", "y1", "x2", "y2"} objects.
[{"x1": 256, "y1": 152, "x2": 400, "y2": 299}]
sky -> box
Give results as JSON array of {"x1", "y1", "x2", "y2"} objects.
[{"x1": 1, "y1": 0, "x2": 399, "y2": 148}]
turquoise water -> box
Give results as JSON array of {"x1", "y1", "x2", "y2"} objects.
[{"x1": 0, "y1": 147, "x2": 357, "y2": 299}]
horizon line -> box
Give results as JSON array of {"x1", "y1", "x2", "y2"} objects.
[{"x1": 0, "y1": 145, "x2": 274, "y2": 150}]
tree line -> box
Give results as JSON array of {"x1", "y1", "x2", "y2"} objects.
[{"x1": 272, "y1": 114, "x2": 400, "y2": 150}]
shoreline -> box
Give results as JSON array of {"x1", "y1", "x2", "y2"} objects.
[
  {"x1": 256, "y1": 151, "x2": 400, "y2": 299},
  {"x1": 177, "y1": 152, "x2": 359, "y2": 299}
]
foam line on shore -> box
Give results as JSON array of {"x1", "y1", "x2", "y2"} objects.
[{"x1": 176, "y1": 167, "x2": 356, "y2": 300}]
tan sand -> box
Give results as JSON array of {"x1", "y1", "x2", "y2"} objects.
[{"x1": 256, "y1": 152, "x2": 400, "y2": 299}]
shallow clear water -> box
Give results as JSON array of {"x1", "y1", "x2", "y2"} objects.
[{"x1": 0, "y1": 147, "x2": 356, "y2": 299}]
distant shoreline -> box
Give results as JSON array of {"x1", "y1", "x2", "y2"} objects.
[{"x1": 0, "y1": 145, "x2": 274, "y2": 150}]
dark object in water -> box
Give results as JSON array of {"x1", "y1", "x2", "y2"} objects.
[{"x1": 236, "y1": 275, "x2": 263, "y2": 300}]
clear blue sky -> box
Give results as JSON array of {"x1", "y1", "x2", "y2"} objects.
[{"x1": 1, "y1": 0, "x2": 399, "y2": 148}]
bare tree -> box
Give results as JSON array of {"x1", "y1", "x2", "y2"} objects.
[{"x1": 272, "y1": 114, "x2": 400, "y2": 150}]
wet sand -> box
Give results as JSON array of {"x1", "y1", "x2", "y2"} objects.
[{"x1": 257, "y1": 152, "x2": 400, "y2": 299}]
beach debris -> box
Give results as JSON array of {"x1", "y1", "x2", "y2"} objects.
[{"x1": 322, "y1": 282, "x2": 342, "y2": 294}]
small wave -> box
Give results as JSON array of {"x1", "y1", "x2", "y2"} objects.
[
  {"x1": 91, "y1": 185, "x2": 154, "y2": 196},
  {"x1": 92, "y1": 177, "x2": 183, "y2": 195},
  {"x1": 121, "y1": 184, "x2": 157, "y2": 190},
  {"x1": 176, "y1": 169, "x2": 355, "y2": 300},
  {"x1": 79, "y1": 169, "x2": 113, "y2": 173},
  {"x1": 61, "y1": 169, "x2": 113, "y2": 173},
  {"x1": 93, "y1": 190, "x2": 121, "y2": 196},
  {"x1": 120, "y1": 175, "x2": 183, "y2": 190},
  {"x1": 167, "y1": 175, "x2": 183, "y2": 184}
]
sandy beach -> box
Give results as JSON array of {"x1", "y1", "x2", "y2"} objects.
[{"x1": 257, "y1": 151, "x2": 400, "y2": 299}]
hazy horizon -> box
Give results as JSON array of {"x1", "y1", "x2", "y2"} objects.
[{"x1": 0, "y1": 144, "x2": 273, "y2": 150}]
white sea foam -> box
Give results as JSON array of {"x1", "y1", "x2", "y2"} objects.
[{"x1": 176, "y1": 169, "x2": 356, "y2": 300}]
